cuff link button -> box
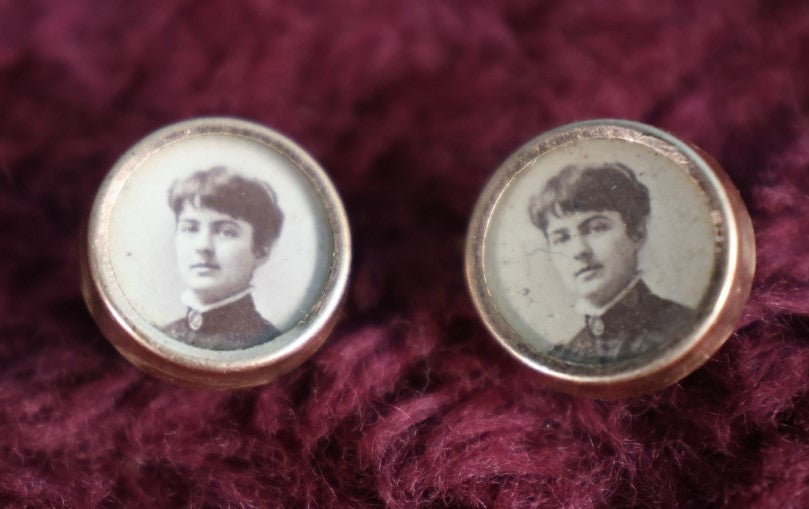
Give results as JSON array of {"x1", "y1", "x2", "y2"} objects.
[
  {"x1": 81, "y1": 117, "x2": 351, "y2": 388},
  {"x1": 465, "y1": 119, "x2": 755, "y2": 398}
]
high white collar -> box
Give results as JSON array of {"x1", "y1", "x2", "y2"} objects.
[
  {"x1": 181, "y1": 286, "x2": 253, "y2": 314},
  {"x1": 574, "y1": 274, "x2": 641, "y2": 317}
]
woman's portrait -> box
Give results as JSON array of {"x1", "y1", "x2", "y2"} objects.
[
  {"x1": 161, "y1": 166, "x2": 285, "y2": 350},
  {"x1": 103, "y1": 126, "x2": 336, "y2": 358},
  {"x1": 527, "y1": 163, "x2": 696, "y2": 362},
  {"x1": 479, "y1": 131, "x2": 717, "y2": 369}
]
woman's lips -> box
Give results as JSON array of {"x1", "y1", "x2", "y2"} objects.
[
  {"x1": 191, "y1": 262, "x2": 220, "y2": 271},
  {"x1": 575, "y1": 264, "x2": 602, "y2": 279}
]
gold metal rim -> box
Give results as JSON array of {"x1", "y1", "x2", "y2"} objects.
[
  {"x1": 465, "y1": 119, "x2": 755, "y2": 399},
  {"x1": 81, "y1": 117, "x2": 351, "y2": 389}
]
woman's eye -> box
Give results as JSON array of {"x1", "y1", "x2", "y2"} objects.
[
  {"x1": 550, "y1": 233, "x2": 569, "y2": 245},
  {"x1": 220, "y1": 228, "x2": 239, "y2": 238},
  {"x1": 588, "y1": 220, "x2": 611, "y2": 233},
  {"x1": 178, "y1": 223, "x2": 198, "y2": 233}
]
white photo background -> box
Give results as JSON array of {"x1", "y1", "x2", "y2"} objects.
[
  {"x1": 107, "y1": 133, "x2": 331, "y2": 341},
  {"x1": 485, "y1": 138, "x2": 716, "y2": 347}
]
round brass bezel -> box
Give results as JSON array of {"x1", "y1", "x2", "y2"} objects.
[
  {"x1": 81, "y1": 117, "x2": 351, "y2": 389},
  {"x1": 465, "y1": 119, "x2": 754, "y2": 399}
]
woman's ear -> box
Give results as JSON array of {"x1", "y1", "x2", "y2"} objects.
[
  {"x1": 252, "y1": 243, "x2": 272, "y2": 267},
  {"x1": 631, "y1": 221, "x2": 648, "y2": 246}
]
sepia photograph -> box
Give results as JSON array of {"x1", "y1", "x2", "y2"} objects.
[
  {"x1": 160, "y1": 166, "x2": 286, "y2": 350},
  {"x1": 103, "y1": 127, "x2": 336, "y2": 355},
  {"x1": 480, "y1": 132, "x2": 718, "y2": 367},
  {"x1": 526, "y1": 162, "x2": 696, "y2": 362}
]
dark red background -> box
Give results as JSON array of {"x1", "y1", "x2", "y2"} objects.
[{"x1": 2, "y1": 1, "x2": 809, "y2": 507}]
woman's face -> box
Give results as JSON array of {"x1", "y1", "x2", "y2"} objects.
[
  {"x1": 174, "y1": 203, "x2": 263, "y2": 304},
  {"x1": 545, "y1": 209, "x2": 642, "y2": 307}
]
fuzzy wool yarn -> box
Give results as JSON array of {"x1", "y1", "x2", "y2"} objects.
[{"x1": 2, "y1": 1, "x2": 809, "y2": 507}]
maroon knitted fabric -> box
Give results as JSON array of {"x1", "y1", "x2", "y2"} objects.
[{"x1": 2, "y1": 1, "x2": 809, "y2": 507}]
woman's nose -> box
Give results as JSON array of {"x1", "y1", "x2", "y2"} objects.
[
  {"x1": 194, "y1": 229, "x2": 214, "y2": 253},
  {"x1": 570, "y1": 234, "x2": 592, "y2": 260}
]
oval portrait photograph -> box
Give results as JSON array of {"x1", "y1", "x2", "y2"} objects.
[
  {"x1": 466, "y1": 119, "x2": 754, "y2": 398},
  {"x1": 82, "y1": 118, "x2": 351, "y2": 388}
]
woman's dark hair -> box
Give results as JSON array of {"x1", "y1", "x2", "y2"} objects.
[
  {"x1": 528, "y1": 163, "x2": 650, "y2": 240},
  {"x1": 168, "y1": 166, "x2": 284, "y2": 257}
]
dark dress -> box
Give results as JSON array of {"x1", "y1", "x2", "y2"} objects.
[
  {"x1": 162, "y1": 295, "x2": 281, "y2": 350},
  {"x1": 549, "y1": 281, "x2": 696, "y2": 363}
]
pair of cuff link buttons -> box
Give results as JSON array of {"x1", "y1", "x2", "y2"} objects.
[{"x1": 81, "y1": 117, "x2": 754, "y2": 398}]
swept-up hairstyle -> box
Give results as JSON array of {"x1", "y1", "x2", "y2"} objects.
[
  {"x1": 528, "y1": 163, "x2": 650, "y2": 240},
  {"x1": 168, "y1": 166, "x2": 284, "y2": 257}
]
